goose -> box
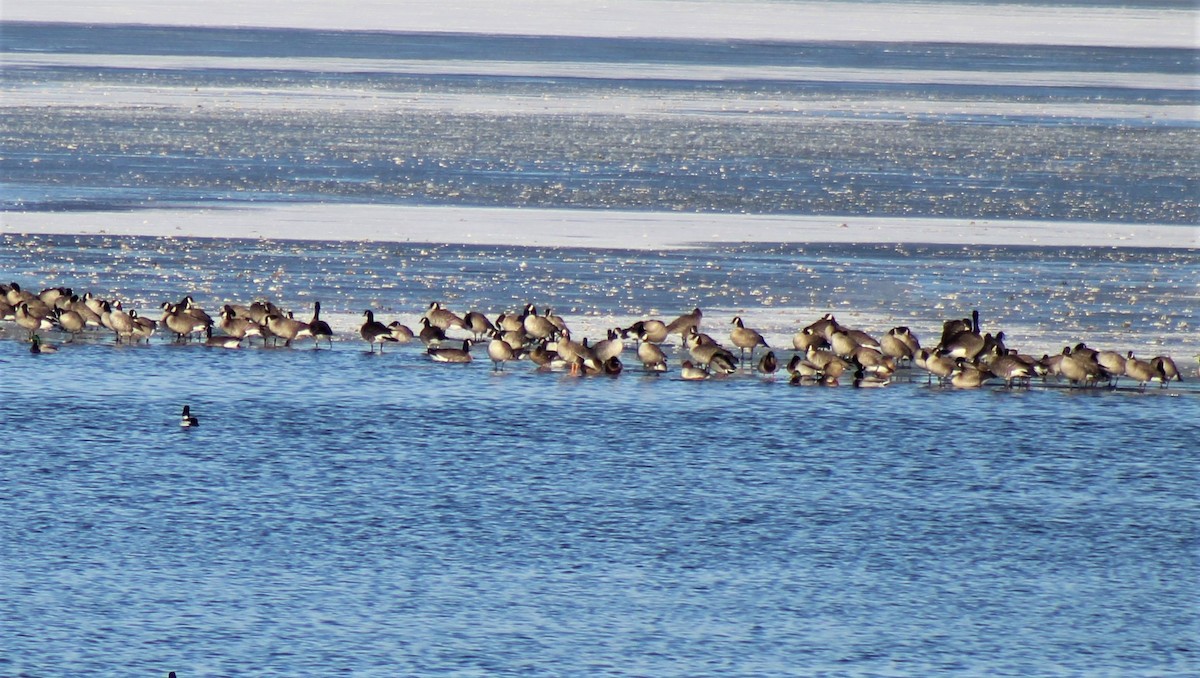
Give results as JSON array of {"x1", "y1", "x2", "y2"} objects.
[
  {"x1": 786, "y1": 353, "x2": 824, "y2": 384},
  {"x1": 180, "y1": 296, "x2": 213, "y2": 332},
  {"x1": 129, "y1": 310, "x2": 157, "y2": 343},
  {"x1": 1123, "y1": 352, "x2": 1161, "y2": 390},
  {"x1": 428, "y1": 339, "x2": 473, "y2": 363},
  {"x1": 52, "y1": 307, "x2": 87, "y2": 340},
  {"x1": 265, "y1": 312, "x2": 311, "y2": 348},
  {"x1": 852, "y1": 347, "x2": 895, "y2": 377},
  {"x1": 543, "y1": 308, "x2": 569, "y2": 335},
  {"x1": 307, "y1": 301, "x2": 334, "y2": 348},
  {"x1": 880, "y1": 328, "x2": 915, "y2": 364},
  {"x1": 591, "y1": 328, "x2": 625, "y2": 363},
  {"x1": 916, "y1": 348, "x2": 956, "y2": 385},
  {"x1": 627, "y1": 319, "x2": 669, "y2": 344},
  {"x1": 15, "y1": 301, "x2": 52, "y2": 338},
  {"x1": 950, "y1": 359, "x2": 992, "y2": 389},
  {"x1": 388, "y1": 321, "x2": 415, "y2": 343},
  {"x1": 103, "y1": 301, "x2": 136, "y2": 344},
  {"x1": 495, "y1": 312, "x2": 525, "y2": 333},
  {"x1": 29, "y1": 334, "x2": 57, "y2": 354},
  {"x1": 180, "y1": 405, "x2": 199, "y2": 428},
  {"x1": 791, "y1": 326, "x2": 826, "y2": 352},
  {"x1": 664, "y1": 307, "x2": 703, "y2": 338},
  {"x1": 204, "y1": 326, "x2": 242, "y2": 349},
  {"x1": 1151, "y1": 356, "x2": 1182, "y2": 387},
  {"x1": 418, "y1": 317, "x2": 448, "y2": 346},
  {"x1": 361, "y1": 310, "x2": 398, "y2": 353},
  {"x1": 161, "y1": 302, "x2": 204, "y2": 342},
  {"x1": 829, "y1": 330, "x2": 861, "y2": 358},
  {"x1": 637, "y1": 340, "x2": 668, "y2": 372},
  {"x1": 219, "y1": 305, "x2": 263, "y2": 343},
  {"x1": 464, "y1": 311, "x2": 495, "y2": 341},
  {"x1": 522, "y1": 305, "x2": 558, "y2": 341},
  {"x1": 425, "y1": 302, "x2": 467, "y2": 331},
  {"x1": 679, "y1": 360, "x2": 709, "y2": 381},
  {"x1": 1059, "y1": 346, "x2": 1104, "y2": 387},
  {"x1": 0, "y1": 297, "x2": 15, "y2": 321},
  {"x1": 686, "y1": 331, "x2": 738, "y2": 373},
  {"x1": 987, "y1": 353, "x2": 1034, "y2": 388},
  {"x1": 1094, "y1": 350, "x2": 1126, "y2": 386},
  {"x1": 730, "y1": 316, "x2": 769, "y2": 365},
  {"x1": 486, "y1": 332, "x2": 515, "y2": 371},
  {"x1": 805, "y1": 313, "x2": 840, "y2": 341}
]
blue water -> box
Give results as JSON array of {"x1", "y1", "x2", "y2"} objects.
[{"x1": 2, "y1": 12, "x2": 1200, "y2": 677}]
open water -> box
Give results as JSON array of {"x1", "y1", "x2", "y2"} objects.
[{"x1": 2, "y1": 12, "x2": 1199, "y2": 677}]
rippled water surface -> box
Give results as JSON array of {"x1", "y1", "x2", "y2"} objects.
[{"x1": 2, "y1": 11, "x2": 1200, "y2": 677}]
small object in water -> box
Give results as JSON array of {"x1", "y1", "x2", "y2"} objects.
[
  {"x1": 30, "y1": 334, "x2": 57, "y2": 354},
  {"x1": 180, "y1": 405, "x2": 199, "y2": 428}
]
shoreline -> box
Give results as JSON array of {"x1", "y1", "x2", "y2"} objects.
[{"x1": 2, "y1": 205, "x2": 1196, "y2": 250}]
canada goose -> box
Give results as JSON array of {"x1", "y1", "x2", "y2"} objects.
[
  {"x1": 730, "y1": 316, "x2": 769, "y2": 365},
  {"x1": 829, "y1": 330, "x2": 860, "y2": 358},
  {"x1": 220, "y1": 305, "x2": 263, "y2": 342},
  {"x1": 950, "y1": 359, "x2": 991, "y2": 389},
  {"x1": 0, "y1": 298, "x2": 15, "y2": 321},
  {"x1": 543, "y1": 308, "x2": 569, "y2": 335},
  {"x1": 464, "y1": 311, "x2": 495, "y2": 340},
  {"x1": 39, "y1": 286, "x2": 70, "y2": 307},
  {"x1": 204, "y1": 326, "x2": 242, "y2": 349},
  {"x1": 1059, "y1": 346, "x2": 1104, "y2": 387},
  {"x1": 916, "y1": 348, "x2": 956, "y2": 385},
  {"x1": 637, "y1": 341, "x2": 668, "y2": 372},
  {"x1": 938, "y1": 310, "x2": 979, "y2": 348},
  {"x1": 591, "y1": 328, "x2": 625, "y2": 363},
  {"x1": 680, "y1": 360, "x2": 709, "y2": 381},
  {"x1": 988, "y1": 353, "x2": 1034, "y2": 388},
  {"x1": 791, "y1": 326, "x2": 826, "y2": 352},
  {"x1": 708, "y1": 351, "x2": 739, "y2": 376},
  {"x1": 428, "y1": 339, "x2": 473, "y2": 363},
  {"x1": 388, "y1": 321, "x2": 415, "y2": 343},
  {"x1": 265, "y1": 312, "x2": 311, "y2": 348},
  {"x1": 686, "y1": 330, "x2": 738, "y2": 373},
  {"x1": 805, "y1": 313, "x2": 839, "y2": 341},
  {"x1": 425, "y1": 302, "x2": 468, "y2": 331},
  {"x1": 129, "y1": 310, "x2": 157, "y2": 343},
  {"x1": 103, "y1": 301, "x2": 136, "y2": 344},
  {"x1": 757, "y1": 350, "x2": 778, "y2": 376},
  {"x1": 627, "y1": 319, "x2": 669, "y2": 344},
  {"x1": 1151, "y1": 356, "x2": 1182, "y2": 387},
  {"x1": 179, "y1": 295, "x2": 213, "y2": 327},
  {"x1": 361, "y1": 310, "x2": 398, "y2": 353},
  {"x1": 880, "y1": 328, "x2": 915, "y2": 364},
  {"x1": 67, "y1": 295, "x2": 102, "y2": 327},
  {"x1": 417, "y1": 317, "x2": 448, "y2": 346},
  {"x1": 161, "y1": 302, "x2": 204, "y2": 342},
  {"x1": 307, "y1": 301, "x2": 334, "y2": 348},
  {"x1": 852, "y1": 347, "x2": 895, "y2": 377},
  {"x1": 180, "y1": 405, "x2": 199, "y2": 428},
  {"x1": 1123, "y1": 352, "x2": 1161, "y2": 390},
  {"x1": 495, "y1": 312, "x2": 525, "y2": 333},
  {"x1": 786, "y1": 353, "x2": 824, "y2": 384},
  {"x1": 52, "y1": 307, "x2": 87, "y2": 340},
  {"x1": 15, "y1": 301, "x2": 52, "y2": 338},
  {"x1": 522, "y1": 305, "x2": 558, "y2": 341},
  {"x1": 29, "y1": 334, "x2": 56, "y2": 354},
  {"x1": 664, "y1": 307, "x2": 703, "y2": 338},
  {"x1": 487, "y1": 332, "x2": 515, "y2": 371},
  {"x1": 5, "y1": 282, "x2": 35, "y2": 306}
]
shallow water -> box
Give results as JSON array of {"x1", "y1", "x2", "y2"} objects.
[{"x1": 3, "y1": 12, "x2": 1200, "y2": 677}]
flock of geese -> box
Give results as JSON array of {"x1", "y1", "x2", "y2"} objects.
[{"x1": 3, "y1": 281, "x2": 1192, "y2": 391}]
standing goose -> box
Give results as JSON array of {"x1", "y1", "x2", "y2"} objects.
[
  {"x1": 522, "y1": 305, "x2": 558, "y2": 342},
  {"x1": 418, "y1": 317, "x2": 448, "y2": 346},
  {"x1": 129, "y1": 310, "x2": 157, "y2": 343},
  {"x1": 52, "y1": 306, "x2": 87, "y2": 341},
  {"x1": 1059, "y1": 346, "x2": 1104, "y2": 387},
  {"x1": 1095, "y1": 350, "x2": 1127, "y2": 386},
  {"x1": 1151, "y1": 356, "x2": 1182, "y2": 387},
  {"x1": 591, "y1": 328, "x2": 625, "y2": 363},
  {"x1": 15, "y1": 301, "x2": 52, "y2": 339},
  {"x1": 361, "y1": 310, "x2": 398, "y2": 353},
  {"x1": 424, "y1": 302, "x2": 468, "y2": 331},
  {"x1": 1123, "y1": 352, "x2": 1161, "y2": 390},
  {"x1": 730, "y1": 316, "x2": 769, "y2": 366},
  {"x1": 664, "y1": 307, "x2": 703, "y2": 339},
  {"x1": 486, "y1": 331, "x2": 515, "y2": 371},
  {"x1": 428, "y1": 339, "x2": 473, "y2": 363},
  {"x1": 220, "y1": 305, "x2": 263, "y2": 343},
  {"x1": 464, "y1": 311, "x2": 496, "y2": 341},
  {"x1": 103, "y1": 301, "x2": 136, "y2": 344},
  {"x1": 307, "y1": 301, "x2": 334, "y2": 349},
  {"x1": 880, "y1": 328, "x2": 915, "y2": 364},
  {"x1": 637, "y1": 340, "x2": 668, "y2": 372},
  {"x1": 627, "y1": 319, "x2": 669, "y2": 344},
  {"x1": 265, "y1": 311, "x2": 311, "y2": 348},
  {"x1": 161, "y1": 302, "x2": 204, "y2": 342}
]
